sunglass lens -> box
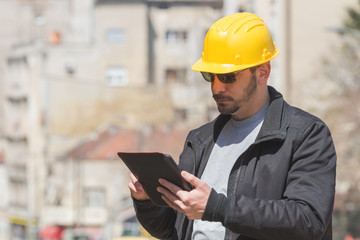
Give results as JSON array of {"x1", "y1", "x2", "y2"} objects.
[
  {"x1": 201, "y1": 72, "x2": 237, "y2": 83},
  {"x1": 218, "y1": 73, "x2": 236, "y2": 83},
  {"x1": 201, "y1": 72, "x2": 214, "y2": 82}
]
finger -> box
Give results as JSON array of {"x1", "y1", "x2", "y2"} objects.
[
  {"x1": 128, "y1": 181, "x2": 136, "y2": 192},
  {"x1": 130, "y1": 173, "x2": 137, "y2": 182},
  {"x1": 161, "y1": 195, "x2": 183, "y2": 213},
  {"x1": 157, "y1": 187, "x2": 185, "y2": 209},
  {"x1": 129, "y1": 174, "x2": 143, "y2": 189},
  {"x1": 159, "y1": 178, "x2": 183, "y2": 195},
  {"x1": 129, "y1": 181, "x2": 142, "y2": 194},
  {"x1": 158, "y1": 187, "x2": 186, "y2": 212},
  {"x1": 158, "y1": 178, "x2": 192, "y2": 204},
  {"x1": 181, "y1": 171, "x2": 202, "y2": 188},
  {"x1": 128, "y1": 174, "x2": 138, "y2": 192},
  {"x1": 157, "y1": 186, "x2": 180, "y2": 201}
]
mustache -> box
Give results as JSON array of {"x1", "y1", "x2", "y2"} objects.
[{"x1": 213, "y1": 94, "x2": 233, "y2": 101}]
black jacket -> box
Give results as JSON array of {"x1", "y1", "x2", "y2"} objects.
[{"x1": 133, "y1": 86, "x2": 336, "y2": 240}]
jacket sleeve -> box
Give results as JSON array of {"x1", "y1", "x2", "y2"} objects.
[
  {"x1": 202, "y1": 121, "x2": 337, "y2": 240},
  {"x1": 133, "y1": 198, "x2": 176, "y2": 239}
]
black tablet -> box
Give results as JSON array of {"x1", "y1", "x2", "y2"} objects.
[{"x1": 118, "y1": 152, "x2": 191, "y2": 207}]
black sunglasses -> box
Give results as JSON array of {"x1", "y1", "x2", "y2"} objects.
[{"x1": 201, "y1": 69, "x2": 246, "y2": 84}]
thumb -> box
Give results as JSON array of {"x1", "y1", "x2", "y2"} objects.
[{"x1": 181, "y1": 171, "x2": 202, "y2": 188}]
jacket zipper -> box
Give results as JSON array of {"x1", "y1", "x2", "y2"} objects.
[
  {"x1": 187, "y1": 140, "x2": 197, "y2": 175},
  {"x1": 233, "y1": 144, "x2": 254, "y2": 197},
  {"x1": 229, "y1": 144, "x2": 255, "y2": 240},
  {"x1": 229, "y1": 160, "x2": 244, "y2": 240},
  {"x1": 229, "y1": 159, "x2": 244, "y2": 240}
]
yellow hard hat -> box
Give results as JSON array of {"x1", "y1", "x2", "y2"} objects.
[{"x1": 191, "y1": 12, "x2": 279, "y2": 74}]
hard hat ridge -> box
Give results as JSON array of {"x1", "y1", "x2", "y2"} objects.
[{"x1": 213, "y1": 12, "x2": 263, "y2": 34}]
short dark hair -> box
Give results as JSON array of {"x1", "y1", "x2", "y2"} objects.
[
  {"x1": 249, "y1": 62, "x2": 270, "y2": 74},
  {"x1": 249, "y1": 66, "x2": 259, "y2": 74}
]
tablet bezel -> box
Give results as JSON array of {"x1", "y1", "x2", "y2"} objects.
[{"x1": 118, "y1": 151, "x2": 190, "y2": 207}]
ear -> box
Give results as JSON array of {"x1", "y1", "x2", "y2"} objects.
[{"x1": 257, "y1": 62, "x2": 271, "y2": 85}]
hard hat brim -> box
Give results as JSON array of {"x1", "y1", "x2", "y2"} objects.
[
  {"x1": 191, "y1": 48, "x2": 279, "y2": 74},
  {"x1": 191, "y1": 58, "x2": 242, "y2": 74}
]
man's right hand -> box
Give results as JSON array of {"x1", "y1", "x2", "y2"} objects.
[{"x1": 128, "y1": 173, "x2": 149, "y2": 201}]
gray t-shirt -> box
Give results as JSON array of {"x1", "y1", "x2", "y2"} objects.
[{"x1": 192, "y1": 106, "x2": 267, "y2": 240}]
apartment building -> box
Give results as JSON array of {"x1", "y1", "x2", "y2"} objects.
[
  {"x1": 148, "y1": 0, "x2": 223, "y2": 125},
  {"x1": 1, "y1": 0, "x2": 356, "y2": 239},
  {"x1": 1, "y1": 0, "x2": 223, "y2": 239},
  {"x1": 3, "y1": 46, "x2": 47, "y2": 240},
  {"x1": 0, "y1": 149, "x2": 8, "y2": 240},
  {"x1": 42, "y1": 1, "x2": 223, "y2": 239},
  {"x1": 1, "y1": 1, "x2": 95, "y2": 239}
]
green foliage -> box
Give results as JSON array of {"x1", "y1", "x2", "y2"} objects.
[{"x1": 345, "y1": 0, "x2": 360, "y2": 30}]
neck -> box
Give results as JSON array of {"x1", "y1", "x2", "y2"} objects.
[{"x1": 233, "y1": 86, "x2": 270, "y2": 121}]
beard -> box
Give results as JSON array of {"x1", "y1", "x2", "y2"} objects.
[{"x1": 213, "y1": 73, "x2": 257, "y2": 115}]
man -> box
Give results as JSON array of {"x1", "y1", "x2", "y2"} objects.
[{"x1": 129, "y1": 12, "x2": 336, "y2": 240}]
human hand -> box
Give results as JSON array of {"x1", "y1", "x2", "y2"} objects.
[
  {"x1": 157, "y1": 171, "x2": 211, "y2": 220},
  {"x1": 128, "y1": 173, "x2": 149, "y2": 201}
]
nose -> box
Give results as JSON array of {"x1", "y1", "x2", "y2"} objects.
[{"x1": 211, "y1": 76, "x2": 226, "y2": 94}]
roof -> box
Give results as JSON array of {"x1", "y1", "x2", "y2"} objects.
[{"x1": 63, "y1": 125, "x2": 189, "y2": 162}]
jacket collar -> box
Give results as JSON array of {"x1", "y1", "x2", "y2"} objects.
[
  {"x1": 193, "y1": 86, "x2": 291, "y2": 145},
  {"x1": 255, "y1": 86, "x2": 291, "y2": 142}
]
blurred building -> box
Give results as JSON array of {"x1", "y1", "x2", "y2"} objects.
[
  {"x1": 0, "y1": 0, "x2": 358, "y2": 239},
  {"x1": 42, "y1": 125, "x2": 189, "y2": 239},
  {"x1": 0, "y1": 148, "x2": 9, "y2": 240},
  {"x1": 3, "y1": 42, "x2": 46, "y2": 240},
  {"x1": 0, "y1": 0, "x2": 223, "y2": 239},
  {"x1": 42, "y1": 127, "x2": 135, "y2": 239}
]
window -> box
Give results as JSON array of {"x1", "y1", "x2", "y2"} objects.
[
  {"x1": 84, "y1": 188, "x2": 105, "y2": 207},
  {"x1": 106, "y1": 67, "x2": 128, "y2": 87},
  {"x1": 166, "y1": 68, "x2": 186, "y2": 83},
  {"x1": 9, "y1": 179, "x2": 27, "y2": 208},
  {"x1": 6, "y1": 56, "x2": 30, "y2": 99},
  {"x1": 166, "y1": 30, "x2": 187, "y2": 43},
  {"x1": 175, "y1": 108, "x2": 187, "y2": 121},
  {"x1": 106, "y1": 29, "x2": 126, "y2": 43}
]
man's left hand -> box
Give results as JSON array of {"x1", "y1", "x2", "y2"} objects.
[{"x1": 157, "y1": 171, "x2": 211, "y2": 220}]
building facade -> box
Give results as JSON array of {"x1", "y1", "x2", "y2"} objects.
[
  {"x1": 0, "y1": 0, "x2": 357, "y2": 239},
  {"x1": 1, "y1": 0, "x2": 223, "y2": 239}
]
